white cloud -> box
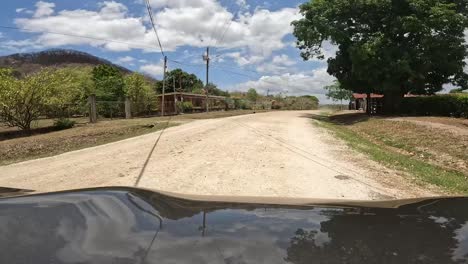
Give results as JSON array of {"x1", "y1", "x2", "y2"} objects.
[
  {"x1": 140, "y1": 62, "x2": 165, "y2": 77},
  {"x1": 0, "y1": 38, "x2": 44, "y2": 52},
  {"x1": 272, "y1": 54, "x2": 295, "y2": 66},
  {"x1": 117, "y1": 56, "x2": 135, "y2": 63},
  {"x1": 16, "y1": 8, "x2": 26, "y2": 13},
  {"x1": 230, "y1": 67, "x2": 335, "y2": 101},
  {"x1": 15, "y1": 1, "x2": 150, "y2": 52},
  {"x1": 14, "y1": 0, "x2": 299, "y2": 59},
  {"x1": 223, "y1": 52, "x2": 264, "y2": 66},
  {"x1": 34, "y1": 1, "x2": 55, "y2": 18},
  {"x1": 254, "y1": 54, "x2": 297, "y2": 74}
]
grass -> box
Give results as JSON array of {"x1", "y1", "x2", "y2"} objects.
[
  {"x1": 0, "y1": 110, "x2": 263, "y2": 166},
  {"x1": 311, "y1": 112, "x2": 468, "y2": 195}
]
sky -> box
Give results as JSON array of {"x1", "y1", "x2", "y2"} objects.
[{"x1": 0, "y1": 0, "x2": 342, "y2": 103}]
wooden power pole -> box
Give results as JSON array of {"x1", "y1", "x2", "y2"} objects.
[
  {"x1": 173, "y1": 76, "x2": 177, "y2": 114},
  {"x1": 161, "y1": 55, "x2": 167, "y2": 116},
  {"x1": 203, "y1": 47, "x2": 210, "y2": 113}
]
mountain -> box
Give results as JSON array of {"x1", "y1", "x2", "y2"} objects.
[{"x1": 0, "y1": 49, "x2": 139, "y2": 77}]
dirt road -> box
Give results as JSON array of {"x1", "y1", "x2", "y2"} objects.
[{"x1": 0, "y1": 111, "x2": 435, "y2": 200}]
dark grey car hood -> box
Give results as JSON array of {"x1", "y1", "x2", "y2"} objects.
[{"x1": 0, "y1": 187, "x2": 467, "y2": 264}]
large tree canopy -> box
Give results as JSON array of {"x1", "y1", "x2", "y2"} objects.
[
  {"x1": 155, "y1": 68, "x2": 204, "y2": 94},
  {"x1": 292, "y1": 0, "x2": 468, "y2": 112},
  {"x1": 91, "y1": 64, "x2": 125, "y2": 101}
]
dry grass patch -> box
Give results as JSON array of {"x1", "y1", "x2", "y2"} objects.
[{"x1": 312, "y1": 111, "x2": 468, "y2": 194}]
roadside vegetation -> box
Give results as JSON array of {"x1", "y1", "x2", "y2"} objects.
[
  {"x1": 312, "y1": 111, "x2": 468, "y2": 194},
  {"x1": 292, "y1": 0, "x2": 467, "y2": 114}
]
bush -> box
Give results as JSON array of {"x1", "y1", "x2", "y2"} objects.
[
  {"x1": 54, "y1": 118, "x2": 76, "y2": 130},
  {"x1": 176, "y1": 101, "x2": 194, "y2": 113},
  {"x1": 399, "y1": 94, "x2": 468, "y2": 118},
  {"x1": 234, "y1": 99, "x2": 250, "y2": 109}
]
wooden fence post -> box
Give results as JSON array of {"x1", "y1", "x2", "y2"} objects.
[
  {"x1": 125, "y1": 97, "x2": 132, "y2": 119},
  {"x1": 88, "y1": 94, "x2": 97, "y2": 123}
]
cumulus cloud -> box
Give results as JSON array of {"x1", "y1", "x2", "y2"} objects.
[
  {"x1": 0, "y1": 38, "x2": 44, "y2": 52},
  {"x1": 34, "y1": 1, "x2": 55, "y2": 18},
  {"x1": 140, "y1": 62, "x2": 165, "y2": 77},
  {"x1": 231, "y1": 67, "x2": 335, "y2": 100},
  {"x1": 14, "y1": 0, "x2": 299, "y2": 59},
  {"x1": 254, "y1": 54, "x2": 297, "y2": 74},
  {"x1": 117, "y1": 56, "x2": 135, "y2": 63}
]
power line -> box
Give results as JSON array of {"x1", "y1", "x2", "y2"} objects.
[
  {"x1": 212, "y1": 62, "x2": 260, "y2": 74},
  {"x1": 211, "y1": 2, "x2": 243, "y2": 55},
  {"x1": 206, "y1": 0, "x2": 235, "y2": 48},
  {"x1": 212, "y1": 65, "x2": 258, "y2": 78},
  {"x1": 169, "y1": 59, "x2": 205, "y2": 68},
  {"x1": 144, "y1": 0, "x2": 165, "y2": 57}
]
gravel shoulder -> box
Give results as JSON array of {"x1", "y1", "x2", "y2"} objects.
[{"x1": 0, "y1": 111, "x2": 436, "y2": 200}]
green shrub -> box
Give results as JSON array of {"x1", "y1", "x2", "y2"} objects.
[
  {"x1": 176, "y1": 101, "x2": 194, "y2": 113},
  {"x1": 399, "y1": 94, "x2": 468, "y2": 118},
  {"x1": 183, "y1": 102, "x2": 193, "y2": 111},
  {"x1": 54, "y1": 118, "x2": 76, "y2": 130},
  {"x1": 234, "y1": 99, "x2": 250, "y2": 109}
]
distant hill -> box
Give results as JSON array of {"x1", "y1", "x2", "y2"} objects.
[{"x1": 0, "y1": 49, "x2": 156, "y2": 81}]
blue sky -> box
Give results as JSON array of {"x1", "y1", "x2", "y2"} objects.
[{"x1": 0, "y1": 0, "x2": 338, "y2": 102}]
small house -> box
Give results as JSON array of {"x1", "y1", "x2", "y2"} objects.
[{"x1": 349, "y1": 93, "x2": 384, "y2": 114}]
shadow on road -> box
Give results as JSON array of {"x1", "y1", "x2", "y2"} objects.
[{"x1": 299, "y1": 112, "x2": 370, "y2": 126}]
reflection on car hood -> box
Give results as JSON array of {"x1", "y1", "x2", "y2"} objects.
[{"x1": 0, "y1": 187, "x2": 467, "y2": 264}]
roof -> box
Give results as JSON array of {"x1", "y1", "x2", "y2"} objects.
[
  {"x1": 353, "y1": 93, "x2": 427, "y2": 99},
  {"x1": 156, "y1": 92, "x2": 227, "y2": 99},
  {"x1": 352, "y1": 93, "x2": 384, "y2": 99}
]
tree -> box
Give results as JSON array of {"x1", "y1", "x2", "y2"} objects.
[
  {"x1": 92, "y1": 64, "x2": 125, "y2": 101},
  {"x1": 155, "y1": 68, "x2": 204, "y2": 94},
  {"x1": 124, "y1": 73, "x2": 158, "y2": 115},
  {"x1": 246, "y1": 88, "x2": 259, "y2": 102},
  {"x1": 292, "y1": 0, "x2": 468, "y2": 113},
  {"x1": 0, "y1": 68, "x2": 69, "y2": 130},
  {"x1": 45, "y1": 66, "x2": 93, "y2": 117},
  {"x1": 324, "y1": 81, "x2": 353, "y2": 109},
  {"x1": 206, "y1": 82, "x2": 230, "y2": 97}
]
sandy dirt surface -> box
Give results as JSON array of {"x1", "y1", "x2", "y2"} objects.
[
  {"x1": 388, "y1": 116, "x2": 468, "y2": 136},
  {"x1": 0, "y1": 111, "x2": 436, "y2": 200}
]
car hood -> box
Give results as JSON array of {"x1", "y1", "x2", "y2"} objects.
[{"x1": 0, "y1": 187, "x2": 467, "y2": 264}]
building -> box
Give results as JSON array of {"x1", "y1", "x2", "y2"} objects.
[
  {"x1": 349, "y1": 93, "x2": 384, "y2": 114},
  {"x1": 156, "y1": 92, "x2": 227, "y2": 115},
  {"x1": 349, "y1": 93, "x2": 423, "y2": 114}
]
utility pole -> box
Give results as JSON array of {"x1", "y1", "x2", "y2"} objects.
[
  {"x1": 203, "y1": 47, "x2": 210, "y2": 113},
  {"x1": 173, "y1": 76, "x2": 177, "y2": 114},
  {"x1": 161, "y1": 55, "x2": 167, "y2": 116}
]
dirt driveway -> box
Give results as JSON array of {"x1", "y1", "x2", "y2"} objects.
[{"x1": 0, "y1": 111, "x2": 435, "y2": 200}]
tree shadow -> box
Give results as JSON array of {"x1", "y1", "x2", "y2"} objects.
[
  {"x1": 0, "y1": 126, "x2": 61, "y2": 142},
  {"x1": 300, "y1": 112, "x2": 370, "y2": 126}
]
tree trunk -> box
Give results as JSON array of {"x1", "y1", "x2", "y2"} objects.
[
  {"x1": 382, "y1": 91, "x2": 404, "y2": 115},
  {"x1": 366, "y1": 92, "x2": 371, "y2": 115},
  {"x1": 125, "y1": 97, "x2": 132, "y2": 119}
]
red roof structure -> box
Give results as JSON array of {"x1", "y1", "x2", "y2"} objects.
[{"x1": 352, "y1": 93, "x2": 384, "y2": 99}]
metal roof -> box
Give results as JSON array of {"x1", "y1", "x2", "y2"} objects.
[{"x1": 155, "y1": 92, "x2": 227, "y2": 99}]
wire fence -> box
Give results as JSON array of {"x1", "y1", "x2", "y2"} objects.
[{"x1": 41, "y1": 100, "x2": 158, "y2": 121}]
